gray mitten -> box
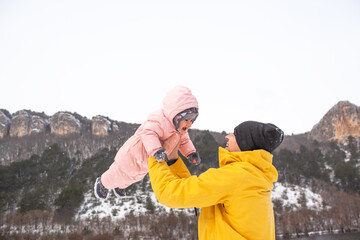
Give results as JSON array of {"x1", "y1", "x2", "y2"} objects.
[
  {"x1": 153, "y1": 148, "x2": 168, "y2": 162},
  {"x1": 187, "y1": 152, "x2": 201, "y2": 165}
]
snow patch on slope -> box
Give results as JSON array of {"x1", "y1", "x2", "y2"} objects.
[{"x1": 272, "y1": 182, "x2": 324, "y2": 210}]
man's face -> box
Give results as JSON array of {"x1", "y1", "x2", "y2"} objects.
[{"x1": 225, "y1": 133, "x2": 241, "y2": 152}]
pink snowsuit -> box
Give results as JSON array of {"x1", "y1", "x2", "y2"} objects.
[{"x1": 101, "y1": 86, "x2": 199, "y2": 189}]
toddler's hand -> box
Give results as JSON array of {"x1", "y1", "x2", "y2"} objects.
[{"x1": 187, "y1": 152, "x2": 201, "y2": 165}]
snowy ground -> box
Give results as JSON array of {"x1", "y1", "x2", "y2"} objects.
[
  {"x1": 0, "y1": 183, "x2": 329, "y2": 238},
  {"x1": 76, "y1": 189, "x2": 194, "y2": 221},
  {"x1": 78, "y1": 182, "x2": 325, "y2": 222},
  {"x1": 271, "y1": 182, "x2": 324, "y2": 210}
]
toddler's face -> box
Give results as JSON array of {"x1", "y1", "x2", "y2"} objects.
[{"x1": 178, "y1": 118, "x2": 194, "y2": 134}]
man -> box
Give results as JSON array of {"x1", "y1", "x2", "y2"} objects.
[{"x1": 148, "y1": 121, "x2": 284, "y2": 240}]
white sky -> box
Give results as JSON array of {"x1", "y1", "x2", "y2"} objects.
[{"x1": 1, "y1": 0, "x2": 359, "y2": 135}]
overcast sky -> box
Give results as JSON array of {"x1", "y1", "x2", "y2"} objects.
[{"x1": 1, "y1": 0, "x2": 359, "y2": 135}]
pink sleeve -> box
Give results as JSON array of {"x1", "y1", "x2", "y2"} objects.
[
  {"x1": 179, "y1": 133, "x2": 196, "y2": 157},
  {"x1": 141, "y1": 120, "x2": 164, "y2": 156}
]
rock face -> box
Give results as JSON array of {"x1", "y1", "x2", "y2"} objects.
[
  {"x1": 309, "y1": 101, "x2": 360, "y2": 143},
  {"x1": 0, "y1": 109, "x2": 11, "y2": 138},
  {"x1": 50, "y1": 112, "x2": 82, "y2": 136},
  {"x1": 92, "y1": 115, "x2": 111, "y2": 136},
  {"x1": 9, "y1": 110, "x2": 49, "y2": 137},
  {"x1": 1, "y1": 101, "x2": 359, "y2": 164},
  {"x1": 0, "y1": 109, "x2": 141, "y2": 165},
  {"x1": 0, "y1": 110, "x2": 128, "y2": 140}
]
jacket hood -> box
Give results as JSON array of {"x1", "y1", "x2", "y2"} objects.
[
  {"x1": 218, "y1": 147, "x2": 278, "y2": 183},
  {"x1": 162, "y1": 86, "x2": 199, "y2": 125}
]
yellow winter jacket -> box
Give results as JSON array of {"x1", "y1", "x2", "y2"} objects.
[{"x1": 148, "y1": 147, "x2": 278, "y2": 240}]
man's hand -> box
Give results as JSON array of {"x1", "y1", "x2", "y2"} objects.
[{"x1": 162, "y1": 134, "x2": 181, "y2": 160}]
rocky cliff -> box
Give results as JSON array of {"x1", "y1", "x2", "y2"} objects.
[
  {"x1": 0, "y1": 109, "x2": 140, "y2": 165},
  {"x1": 0, "y1": 110, "x2": 126, "y2": 139},
  {"x1": 9, "y1": 110, "x2": 49, "y2": 137},
  {"x1": 309, "y1": 101, "x2": 360, "y2": 143},
  {"x1": 0, "y1": 109, "x2": 11, "y2": 139},
  {"x1": 2, "y1": 100, "x2": 359, "y2": 164}
]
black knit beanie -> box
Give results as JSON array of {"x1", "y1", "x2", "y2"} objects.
[{"x1": 234, "y1": 121, "x2": 284, "y2": 153}]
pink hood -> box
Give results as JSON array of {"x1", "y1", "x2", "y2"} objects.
[{"x1": 162, "y1": 86, "x2": 199, "y2": 126}]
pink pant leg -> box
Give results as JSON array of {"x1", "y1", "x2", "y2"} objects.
[{"x1": 101, "y1": 160, "x2": 147, "y2": 189}]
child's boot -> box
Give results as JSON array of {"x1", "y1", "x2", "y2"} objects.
[
  {"x1": 113, "y1": 188, "x2": 126, "y2": 198},
  {"x1": 94, "y1": 177, "x2": 109, "y2": 199}
]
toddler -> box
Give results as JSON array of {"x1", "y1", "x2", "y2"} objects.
[{"x1": 94, "y1": 86, "x2": 201, "y2": 199}]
